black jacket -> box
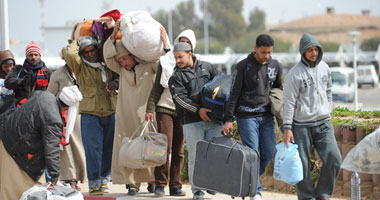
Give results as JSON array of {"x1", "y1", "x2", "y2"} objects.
[
  {"x1": 0, "y1": 91, "x2": 63, "y2": 181},
  {"x1": 225, "y1": 52, "x2": 283, "y2": 122},
  {"x1": 0, "y1": 68, "x2": 6, "y2": 79},
  {"x1": 5, "y1": 63, "x2": 52, "y2": 102},
  {"x1": 169, "y1": 57, "x2": 220, "y2": 124}
]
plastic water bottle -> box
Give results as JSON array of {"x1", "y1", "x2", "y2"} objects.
[{"x1": 351, "y1": 171, "x2": 361, "y2": 200}]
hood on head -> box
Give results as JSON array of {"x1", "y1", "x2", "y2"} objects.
[
  {"x1": 174, "y1": 29, "x2": 196, "y2": 51},
  {"x1": 0, "y1": 50, "x2": 15, "y2": 65},
  {"x1": 299, "y1": 33, "x2": 323, "y2": 66}
]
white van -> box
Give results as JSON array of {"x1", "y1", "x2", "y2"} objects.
[
  {"x1": 357, "y1": 65, "x2": 378, "y2": 88},
  {"x1": 331, "y1": 67, "x2": 355, "y2": 102}
]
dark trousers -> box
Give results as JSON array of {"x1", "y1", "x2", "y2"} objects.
[
  {"x1": 293, "y1": 121, "x2": 342, "y2": 200},
  {"x1": 154, "y1": 112, "x2": 185, "y2": 189}
]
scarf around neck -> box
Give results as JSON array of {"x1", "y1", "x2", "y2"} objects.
[
  {"x1": 82, "y1": 56, "x2": 108, "y2": 83},
  {"x1": 23, "y1": 59, "x2": 44, "y2": 70}
]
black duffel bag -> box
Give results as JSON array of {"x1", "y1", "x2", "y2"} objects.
[{"x1": 200, "y1": 73, "x2": 232, "y2": 123}]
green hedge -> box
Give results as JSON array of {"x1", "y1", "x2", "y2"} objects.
[{"x1": 181, "y1": 106, "x2": 380, "y2": 183}]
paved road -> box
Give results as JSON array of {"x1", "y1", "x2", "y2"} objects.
[
  {"x1": 334, "y1": 85, "x2": 380, "y2": 111},
  {"x1": 78, "y1": 182, "x2": 349, "y2": 200}
]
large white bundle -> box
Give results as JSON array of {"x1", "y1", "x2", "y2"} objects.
[
  {"x1": 120, "y1": 11, "x2": 165, "y2": 62},
  {"x1": 341, "y1": 127, "x2": 380, "y2": 174}
]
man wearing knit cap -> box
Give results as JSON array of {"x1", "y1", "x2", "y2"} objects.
[
  {"x1": 0, "y1": 86, "x2": 82, "y2": 200},
  {"x1": 5, "y1": 41, "x2": 52, "y2": 104},
  {"x1": 103, "y1": 22, "x2": 169, "y2": 196},
  {"x1": 62, "y1": 35, "x2": 118, "y2": 195},
  {"x1": 283, "y1": 33, "x2": 342, "y2": 200},
  {"x1": 169, "y1": 42, "x2": 222, "y2": 200},
  {"x1": 144, "y1": 29, "x2": 197, "y2": 197}
]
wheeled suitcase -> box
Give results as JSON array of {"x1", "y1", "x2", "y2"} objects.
[{"x1": 193, "y1": 135, "x2": 260, "y2": 198}]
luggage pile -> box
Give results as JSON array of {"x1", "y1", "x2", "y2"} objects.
[{"x1": 71, "y1": 10, "x2": 167, "y2": 63}]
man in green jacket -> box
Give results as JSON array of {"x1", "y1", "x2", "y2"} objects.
[{"x1": 62, "y1": 36, "x2": 119, "y2": 195}]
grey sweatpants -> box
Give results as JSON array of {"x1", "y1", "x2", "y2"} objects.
[{"x1": 293, "y1": 121, "x2": 342, "y2": 200}]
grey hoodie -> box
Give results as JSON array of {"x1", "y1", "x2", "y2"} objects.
[{"x1": 283, "y1": 33, "x2": 332, "y2": 129}]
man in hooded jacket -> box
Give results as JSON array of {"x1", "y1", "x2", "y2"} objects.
[
  {"x1": 283, "y1": 33, "x2": 342, "y2": 200},
  {"x1": 0, "y1": 86, "x2": 82, "y2": 200},
  {"x1": 0, "y1": 50, "x2": 15, "y2": 79}
]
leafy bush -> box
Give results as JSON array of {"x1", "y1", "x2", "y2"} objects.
[{"x1": 360, "y1": 37, "x2": 380, "y2": 51}]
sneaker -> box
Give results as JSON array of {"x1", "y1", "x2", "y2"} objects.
[
  {"x1": 147, "y1": 183, "x2": 155, "y2": 193},
  {"x1": 206, "y1": 190, "x2": 216, "y2": 195},
  {"x1": 101, "y1": 184, "x2": 109, "y2": 193},
  {"x1": 169, "y1": 187, "x2": 186, "y2": 196},
  {"x1": 155, "y1": 185, "x2": 165, "y2": 197},
  {"x1": 89, "y1": 187, "x2": 104, "y2": 195},
  {"x1": 128, "y1": 188, "x2": 138, "y2": 196},
  {"x1": 193, "y1": 191, "x2": 205, "y2": 200},
  {"x1": 253, "y1": 194, "x2": 262, "y2": 200}
]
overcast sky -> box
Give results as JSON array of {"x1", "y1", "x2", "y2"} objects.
[{"x1": 7, "y1": 0, "x2": 380, "y2": 42}]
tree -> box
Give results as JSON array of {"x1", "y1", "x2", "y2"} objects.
[
  {"x1": 361, "y1": 37, "x2": 380, "y2": 51},
  {"x1": 153, "y1": 0, "x2": 201, "y2": 42},
  {"x1": 319, "y1": 41, "x2": 340, "y2": 52},
  {"x1": 247, "y1": 7, "x2": 266, "y2": 31},
  {"x1": 202, "y1": 0, "x2": 246, "y2": 44}
]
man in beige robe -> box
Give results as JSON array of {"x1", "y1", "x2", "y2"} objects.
[
  {"x1": 103, "y1": 23, "x2": 169, "y2": 195},
  {"x1": 47, "y1": 64, "x2": 86, "y2": 190}
]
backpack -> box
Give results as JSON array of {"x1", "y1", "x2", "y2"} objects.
[{"x1": 200, "y1": 74, "x2": 232, "y2": 123}]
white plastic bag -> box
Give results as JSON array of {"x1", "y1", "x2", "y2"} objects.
[
  {"x1": 341, "y1": 127, "x2": 380, "y2": 174},
  {"x1": 273, "y1": 142, "x2": 303, "y2": 185},
  {"x1": 20, "y1": 182, "x2": 83, "y2": 200},
  {"x1": 120, "y1": 11, "x2": 165, "y2": 62},
  {"x1": 20, "y1": 185, "x2": 53, "y2": 200}
]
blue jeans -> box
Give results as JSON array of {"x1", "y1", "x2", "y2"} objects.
[
  {"x1": 183, "y1": 120, "x2": 223, "y2": 193},
  {"x1": 81, "y1": 113, "x2": 115, "y2": 189},
  {"x1": 237, "y1": 114, "x2": 276, "y2": 196}
]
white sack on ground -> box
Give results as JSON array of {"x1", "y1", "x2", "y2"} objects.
[
  {"x1": 341, "y1": 127, "x2": 380, "y2": 174},
  {"x1": 120, "y1": 11, "x2": 166, "y2": 62}
]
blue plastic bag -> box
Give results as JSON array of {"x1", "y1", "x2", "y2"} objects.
[{"x1": 273, "y1": 142, "x2": 303, "y2": 185}]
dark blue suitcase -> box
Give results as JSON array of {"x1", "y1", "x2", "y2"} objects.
[{"x1": 193, "y1": 135, "x2": 260, "y2": 198}]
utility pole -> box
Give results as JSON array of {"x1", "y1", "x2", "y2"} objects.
[
  {"x1": 168, "y1": 11, "x2": 173, "y2": 44},
  {"x1": 204, "y1": 0, "x2": 209, "y2": 54},
  {"x1": 0, "y1": 0, "x2": 10, "y2": 50},
  {"x1": 350, "y1": 31, "x2": 360, "y2": 111},
  {"x1": 39, "y1": 0, "x2": 45, "y2": 52}
]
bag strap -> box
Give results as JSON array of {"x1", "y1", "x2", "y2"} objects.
[
  {"x1": 129, "y1": 121, "x2": 157, "y2": 140},
  {"x1": 129, "y1": 122, "x2": 149, "y2": 140},
  {"x1": 65, "y1": 64, "x2": 78, "y2": 87}
]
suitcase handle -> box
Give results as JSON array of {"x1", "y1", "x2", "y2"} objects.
[
  {"x1": 204, "y1": 134, "x2": 233, "y2": 157},
  {"x1": 203, "y1": 136, "x2": 239, "y2": 164},
  {"x1": 226, "y1": 142, "x2": 238, "y2": 164}
]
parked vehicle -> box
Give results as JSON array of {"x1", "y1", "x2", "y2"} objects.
[
  {"x1": 331, "y1": 67, "x2": 355, "y2": 102},
  {"x1": 357, "y1": 65, "x2": 379, "y2": 88}
]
